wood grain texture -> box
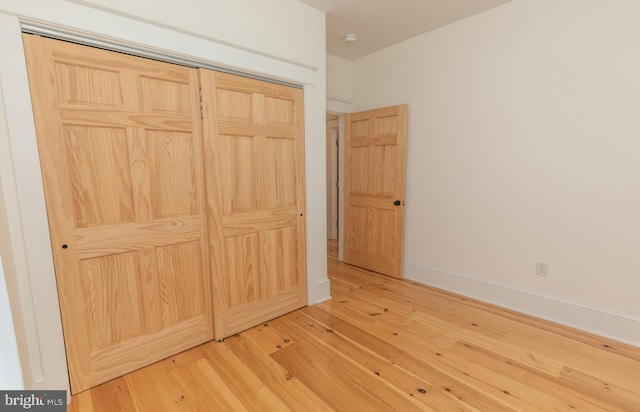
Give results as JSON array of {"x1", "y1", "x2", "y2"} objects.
[
  {"x1": 344, "y1": 105, "x2": 407, "y2": 278},
  {"x1": 68, "y1": 241, "x2": 640, "y2": 411},
  {"x1": 23, "y1": 34, "x2": 212, "y2": 393},
  {"x1": 199, "y1": 70, "x2": 307, "y2": 340}
]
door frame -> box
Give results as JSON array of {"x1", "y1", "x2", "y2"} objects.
[
  {"x1": 326, "y1": 103, "x2": 349, "y2": 262},
  {"x1": 0, "y1": 7, "x2": 328, "y2": 395},
  {"x1": 326, "y1": 119, "x2": 339, "y2": 240}
]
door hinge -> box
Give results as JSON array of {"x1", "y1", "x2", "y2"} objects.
[{"x1": 198, "y1": 85, "x2": 204, "y2": 120}]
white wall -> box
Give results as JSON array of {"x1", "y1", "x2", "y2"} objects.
[
  {"x1": 325, "y1": 54, "x2": 351, "y2": 259},
  {"x1": 0, "y1": 256, "x2": 24, "y2": 390},
  {"x1": 78, "y1": 0, "x2": 323, "y2": 70},
  {"x1": 0, "y1": 0, "x2": 328, "y2": 393},
  {"x1": 351, "y1": 0, "x2": 640, "y2": 345},
  {"x1": 327, "y1": 54, "x2": 353, "y2": 104}
]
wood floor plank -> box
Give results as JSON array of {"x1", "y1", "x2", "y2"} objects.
[
  {"x1": 124, "y1": 358, "x2": 198, "y2": 411},
  {"x1": 67, "y1": 241, "x2": 640, "y2": 411},
  {"x1": 330, "y1": 286, "x2": 570, "y2": 387},
  {"x1": 450, "y1": 341, "x2": 620, "y2": 411},
  {"x1": 333, "y1": 259, "x2": 640, "y2": 387},
  {"x1": 540, "y1": 339, "x2": 640, "y2": 393},
  {"x1": 171, "y1": 358, "x2": 250, "y2": 412},
  {"x1": 330, "y1": 275, "x2": 567, "y2": 376},
  {"x1": 272, "y1": 310, "x2": 476, "y2": 411},
  {"x1": 438, "y1": 341, "x2": 609, "y2": 412},
  {"x1": 301, "y1": 305, "x2": 515, "y2": 412},
  {"x1": 333, "y1": 260, "x2": 640, "y2": 391},
  {"x1": 270, "y1": 334, "x2": 425, "y2": 411},
  {"x1": 333, "y1": 257, "x2": 640, "y2": 365},
  {"x1": 84, "y1": 377, "x2": 137, "y2": 412},
  {"x1": 67, "y1": 390, "x2": 94, "y2": 412},
  {"x1": 198, "y1": 340, "x2": 291, "y2": 411},
  {"x1": 557, "y1": 366, "x2": 640, "y2": 411},
  {"x1": 223, "y1": 332, "x2": 332, "y2": 411},
  {"x1": 236, "y1": 322, "x2": 296, "y2": 355}
]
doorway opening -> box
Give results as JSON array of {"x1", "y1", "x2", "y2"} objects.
[
  {"x1": 326, "y1": 113, "x2": 340, "y2": 241},
  {"x1": 327, "y1": 113, "x2": 340, "y2": 261}
]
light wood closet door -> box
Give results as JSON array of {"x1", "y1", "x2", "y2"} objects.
[
  {"x1": 23, "y1": 34, "x2": 212, "y2": 393},
  {"x1": 344, "y1": 105, "x2": 408, "y2": 278},
  {"x1": 199, "y1": 70, "x2": 307, "y2": 339}
]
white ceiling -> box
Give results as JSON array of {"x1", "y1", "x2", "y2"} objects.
[{"x1": 297, "y1": 0, "x2": 512, "y2": 61}]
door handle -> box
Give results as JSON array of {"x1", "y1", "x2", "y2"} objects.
[{"x1": 394, "y1": 200, "x2": 401, "y2": 206}]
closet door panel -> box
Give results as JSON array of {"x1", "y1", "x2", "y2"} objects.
[
  {"x1": 23, "y1": 34, "x2": 212, "y2": 393},
  {"x1": 200, "y1": 70, "x2": 307, "y2": 339}
]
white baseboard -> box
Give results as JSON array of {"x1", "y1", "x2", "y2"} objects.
[{"x1": 404, "y1": 261, "x2": 640, "y2": 348}]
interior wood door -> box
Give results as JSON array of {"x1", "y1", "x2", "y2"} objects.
[
  {"x1": 199, "y1": 70, "x2": 307, "y2": 339},
  {"x1": 344, "y1": 105, "x2": 408, "y2": 278},
  {"x1": 23, "y1": 34, "x2": 212, "y2": 393}
]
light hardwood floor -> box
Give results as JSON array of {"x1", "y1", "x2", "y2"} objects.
[{"x1": 68, "y1": 240, "x2": 640, "y2": 411}]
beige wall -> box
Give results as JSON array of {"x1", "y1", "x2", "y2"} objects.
[
  {"x1": 351, "y1": 0, "x2": 640, "y2": 345},
  {"x1": 0, "y1": 0, "x2": 327, "y2": 392}
]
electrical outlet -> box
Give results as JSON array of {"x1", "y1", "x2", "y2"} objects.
[{"x1": 535, "y1": 262, "x2": 548, "y2": 277}]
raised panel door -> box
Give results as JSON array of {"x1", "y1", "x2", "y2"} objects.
[
  {"x1": 23, "y1": 34, "x2": 212, "y2": 393},
  {"x1": 199, "y1": 70, "x2": 307, "y2": 339},
  {"x1": 344, "y1": 105, "x2": 408, "y2": 278}
]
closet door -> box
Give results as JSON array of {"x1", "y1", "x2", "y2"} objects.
[
  {"x1": 199, "y1": 70, "x2": 307, "y2": 339},
  {"x1": 23, "y1": 34, "x2": 212, "y2": 393}
]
